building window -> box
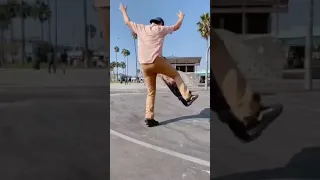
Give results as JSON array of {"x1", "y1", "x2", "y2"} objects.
[
  {"x1": 176, "y1": 66, "x2": 186, "y2": 72},
  {"x1": 246, "y1": 13, "x2": 270, "y2": 34},
  {"x1": 212, "y1": 13, "x2": 270, "y2": 34},
  {"x1": 212, "y1": 13, "x2": 242, "y2": 34},
  {"x1": 187, "y1": 66, "x2": 195, "y2": 72}
]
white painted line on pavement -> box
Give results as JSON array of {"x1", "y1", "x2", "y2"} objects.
[
  {"x1": 202, "y1": 170, "x2": 210, "y2": 175},
  {"x1": 110, "y1": 92, "x2": 210, "y2": 96},
  {"x1": 110, "y1": 92, "x2": 168, "y2": 96},
  {"x1": 110, "y1": 129, "x2": 210, "y2": 167}
]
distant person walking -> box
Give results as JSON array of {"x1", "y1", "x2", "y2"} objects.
[
  {"x1": 60, "y1": 49, "x2": 68, "y2": 74},
  {"x1": 119, "y1": 3, "x2": 198, "y2": 127},
  {"x1": 48, "y1": 48, "x2": 56, "y2": 74},
  {"x1": 124, "y1": 77, "x2": 128, "y2": 85}
]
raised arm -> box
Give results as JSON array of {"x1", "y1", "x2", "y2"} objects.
[
  {"x1": 172, "y1": 10, "x2": 185, "y2": 31},
  {"x1": 119, "y1": 3, "x2": 137, "y2": 33}
]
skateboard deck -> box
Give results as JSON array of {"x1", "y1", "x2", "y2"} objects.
[{"x1": 161, "y1": 75, "x2": 189, "y2": 106}]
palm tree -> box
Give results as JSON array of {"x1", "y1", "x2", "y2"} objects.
[
  {"x1": 54, "y1": 0, "x2": 57, "y2": 66},
  {"x1": 0, "y1": 3, "x2": 11, "y2": 65},
  {"x1": 121, "y1": 48, "x2": 127, "y2": 76},
  {"x1": 35, "y1": 0, "x2": 51, "y2": 41},
  {"x1": 18, "y1": 1, "x2": 32, "y2": 64},
  {"x1": 116, "y1": 62, "x2": 120, "y2": 73},
  {"x1": 46, "y1": 0, "x2": 51, "y2": 46},
  {"x1": 83, "y1": 0, "x2": 89, "y2": 67},
  {"x1": 196, "y1": 12, "x2": 210, "y2": 89},
  {"x1": 120, "y1": 61, "x2": 126, "y2": 74},
  {"x1": 125, "y1": 49, "x2": 130, "y2": 76},
  {"x1": 7, "y1": 0, "x2": 19, "y2": 64},
  {"x1": 132, "y1": 31, "x2": 138, "y2": 77},
  {"x1": 110, "y1": 61, "x2": 117, "y2": 81},
  {"x1": 196, "y1": 12, "x2": 210, "y2": 51},
  {"x1": 114, "y1": 46, "x2": 119, "y2": 81}
]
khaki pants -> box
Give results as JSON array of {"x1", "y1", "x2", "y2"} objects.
[
  {"x1": 141, "y1": 56, "x2": 191, "y2": 119},
  {"x1": 211, "y1": 29, "x2": 261, "y2": 122}
]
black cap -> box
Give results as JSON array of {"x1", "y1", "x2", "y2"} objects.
[{"x1": 150, "y1": 17, "x2": 164, "y2": 25}]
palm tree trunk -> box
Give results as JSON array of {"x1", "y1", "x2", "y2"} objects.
[
  {"x1": 123, "y1": 56, "x2": 126, "y2": 76},
  {"x1": 3, "y1": 31, "x2": 7, "y2": 64},
  {"x1": 21, "y1": 17, "x2": 25, "y2": 64},
  {"x1": 126, "y1": 56, "x2": 128, "y2": 77},
  {"x1": 115, "y1": 52, "x2": 118, "y2": 81},
  {"x1": 55, "y1": 0, "x2": 58, "y2": 66},
  {"x1": 48, "y1": 19, "x2": 52, "y2": 44},
  {"x1": 10, "y1": 23, "x2": 14, "y2": 63},
  {"x1": 40, "y1": 22, "x2": 44, "y2": 41},
  {"x1": 0, "y1": 30, "x2": 3, "y2": 66},
  {"x1": 83, "y1": 0, "x2": 89, "y2": 67},
  {"x1": 47, "y1": 0, "x2": 52, "y2": 45}
]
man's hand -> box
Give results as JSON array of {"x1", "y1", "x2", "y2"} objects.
[
  {"x1": 172, "y1": 10, "x2": 185, "y2": 31},
  {"x1": 119, "y1": 3, "x2": 132, "y2": 29},
  {"x1": 119, "y1": 3, "x2": 127, "y2": 13},
  {"x1": 177, "y1": 10, "x2": 185, "y2": 20}
]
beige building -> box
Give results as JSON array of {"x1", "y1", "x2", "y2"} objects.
[{"x1": 165, "y1": 57, "x2": 201, "y2": 73}]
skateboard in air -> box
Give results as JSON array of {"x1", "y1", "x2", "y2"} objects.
[{"x1": 160, "y1": 75, "x2": 192, "y2": 107}]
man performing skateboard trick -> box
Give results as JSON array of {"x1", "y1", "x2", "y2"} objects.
[
  {"x1": 211, "y1": 29, "x2": 284, "y2": 142},
  {"x1": 95, "y1": 0, "x2": 282, "y2": 142},
  {"x1": 119, "y1": 3, "x2": 199, "y2": 127}
]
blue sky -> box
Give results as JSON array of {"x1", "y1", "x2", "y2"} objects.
[{"x1": 110, "y1": 0, "x2": 210, "y2": 76}]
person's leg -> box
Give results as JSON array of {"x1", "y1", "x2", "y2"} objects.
[
  {"x1": 48, "y1": 61, "x2": 52, "y2": 73},
  {"x1": 140, "y1": 64, "x2": 158, "y2": 127},
  {"x1": 211, "y1": 29, "x2": 283, "y2": 141},
  {"x1": 62, "y1": 63, "x2": 66, "y2": 74},
  {"x1": 211, "y1": 29, "x2": 261, "y2": 122},
  {"x1": 153, "y1": 56, "x2": 198, "y2": 103},
  {"x1": 53, "y1": 62, "x2": 56, "y2": 73}
]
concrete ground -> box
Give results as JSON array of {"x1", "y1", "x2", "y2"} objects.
[
  {"x1": 110, "y1": 91, "x2": 210, "y2": 180},
  {"x1": 2, "y1": 69, "x2": 320, "y2": 180},
  {"x1": 210, "y1": 88, "x2": 320, "y2": 180},
  {"x1": 0, "y1": 70, "x2": 110, "y2": 179},
  {"x1": 0, "y1": 69, "x2": 210, "y2": 180}
]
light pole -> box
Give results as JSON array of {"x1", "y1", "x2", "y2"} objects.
[
  {"x1": 47, "y1": 0, "x2": 51, "y2": 46},
  {"x1": 205, "y1": 45, "x2": 210, "y2": 90},
  {"x1": 54, "y1": 0, "x2": 58, "y2": 65},
  {"x1": 83, "y1": 0, "x2": 89, "y2": 67},
  {"x1": 305, "y1": 0, "x2": 314, "y2": 90}
]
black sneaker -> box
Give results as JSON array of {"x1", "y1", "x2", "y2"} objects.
[
  {"x1": 246, "y1": 103, "x2": 283, "y2": 138},
  {"x1": 179, "y1": 92, "x2": 199, "y2": 107},
  {"x1": 218, "y1": 111, "x2": 256, "y2": 142},
  {"x1": 145, "y1": 119, "x2": 159, "y2": 127},
  {"x1": 219, "y1": 103, "x2": 283, "y2": 143}
]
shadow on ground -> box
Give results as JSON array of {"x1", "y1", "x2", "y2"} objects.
[
  {"x1": 211, "y1": 147, "x2": 320, "y2": 180},
  {"x1": 160, "y1": 108, "x2": 210, "y2": 126}
]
